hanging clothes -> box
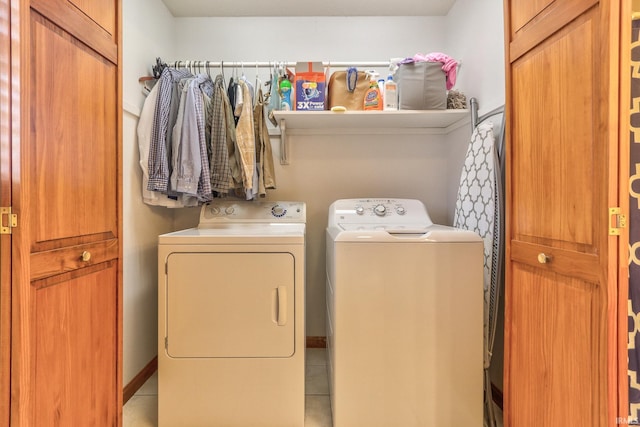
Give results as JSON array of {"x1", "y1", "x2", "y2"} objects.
[
  {"x1": 254, "y1": 85, "x2": 276, "y2": 197},
  {"x1": 209, "y1": 75, "x2": 233, "y2": 194},
  {"x1": 137, "y1": 82, "x2": 184, "y2": 208},
  {"x1": 267, "y1": 70, "x2": 280, "y2": 126},
  {"x1": 234, "y1": 80, "x2": 256, "y2": 196},
  {"x1": 140, "y1": 65, "x2": 277, "y2": 207},
  {"x1": 148, "y1": 67, "x2": 193, "y2": 193},
  {"x1": 227, "y1": 77, "x2": 239, "y2": 126},
  {"x1": 222, "y1": 81, "x2": 244, "y2": 193}
]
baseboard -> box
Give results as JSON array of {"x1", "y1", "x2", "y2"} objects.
[
  {"x1": 306, "y1": 336, "x2": 327, "y2": 348},
  {"x1": 491, "y1": 381, "x2": 503, "y2": 410},
  {"x1": 123, "y1": 338, "x2": 325, "y2": 403},
  {"x1": 123, "y1": 356, "x2": 158, "y2": 404}
]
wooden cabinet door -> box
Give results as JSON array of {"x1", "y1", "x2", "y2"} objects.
[
  {"x1": 504, "y1": 1, "x2": 619, "y2": 425},
  {"x1": 7, "y1": 1, "x2": 121, "y2": 426},
  {"x1": 0, "y1": 0, "x2": 11, "y2": 425}
]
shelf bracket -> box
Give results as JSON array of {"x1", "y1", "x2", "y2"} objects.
[{"x1": 279, "y1": 118, "x2": 289, "y2": 165}]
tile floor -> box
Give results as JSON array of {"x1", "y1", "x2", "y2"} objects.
[{"x1": 123, "y1": 348, "x2": 502, "y2": 427}]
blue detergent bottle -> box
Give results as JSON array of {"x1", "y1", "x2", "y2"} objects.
[{"x1": 279, "y1": 79, "x2": 292, "y2": 111}]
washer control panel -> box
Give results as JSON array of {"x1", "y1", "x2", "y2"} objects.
[
  {"x1": 199, "y1": 201, "x2": 306, "y2": 225},
  {"x1": 329, "y1": 198, "x2": 432, "y2": 229}
]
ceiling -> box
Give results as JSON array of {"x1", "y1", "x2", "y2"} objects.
[{"x1": 160, "y1": 0, "x2": 457, "y2": 17}]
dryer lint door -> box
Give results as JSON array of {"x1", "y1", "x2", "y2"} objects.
[{"x1": 165, "y1": 252, "x2": 295, "y2": 358}]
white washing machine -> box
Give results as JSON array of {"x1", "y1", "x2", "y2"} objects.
[
  {"x1": 326, "y1": 198, "x2": 484, "y2": 427},
  {"x1": 158, "y1": 201, "x2": 306, "y2": 427}
]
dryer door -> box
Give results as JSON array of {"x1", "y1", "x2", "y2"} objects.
[{"x1": 165, "y1": 252, "x2": 295, "y2": 358}]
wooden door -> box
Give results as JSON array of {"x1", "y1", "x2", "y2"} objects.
[
  {"x1": 0, "y1": 0, "x2": 11, "y2": 425},
  {"x1": 5, "y1": 0, "x2": 122, "y2": 425},
  {"x1": 504, "y1": 0, "x2": 620, "y2": 425}
]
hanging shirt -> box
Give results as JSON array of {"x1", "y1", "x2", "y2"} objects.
[
  {"x1": 173, "y1": 74, "x2": 213, "y2": 202},
  {"x1": 267, "y1": 72, "x2": 280, "y2": 126},
  {"x1": 137, "y1": 82, "x2": 184, "y2": 208},
  {"x1": 253, "y1": 86, "x2": 276, "y2": 197},
  {"x1": 209, "y1": 75, "x2": 233, "y2": 193},
  {"x1": 170, "y1": 77, "x2": 191, "y2": 194},
  {"x1": 227, "y1": 77, "x2": 239, "y2": 126},
  {"x1": 148, "y1": 67, "x2": 193, "y2": 193},
  {"x1": 194, "y1": 75, "x2": 214, "y2": 202},
  {"x1": 234, "y1": 80, "x2": 256, "y2": 193},
  {"x1": 222, "y1": 81, "x2": 243, "y2": 193},
  {"x1": 164, "y1": 79, "x2": 182, "y2": 197}
]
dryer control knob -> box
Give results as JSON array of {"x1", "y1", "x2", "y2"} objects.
[
  {"x1": 355, "y1": 206, "x2": 365, "y2": 215},
  {"x1": 396, "y1": 206, "x2": 406, "y2": 215},
  {"x1": 225, "y1": 206, "x2": 235, "y2": 215},
  {"x1": 373, "y1": 204, "x2": 387, "y2": 217},
  {"x1": 272, "y1": 205, "x2": 286, "y2": 217}
]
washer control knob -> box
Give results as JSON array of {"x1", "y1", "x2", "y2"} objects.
[
  {"x1": 210, "y1": 206, "x2": 221, "y2": 215},
  {"x1": 225, "y1": 206, "x2": 235, "y2": 215},
  {"x1": 373, "y1": 204, "x2": 387, "y2": 217},
  {"x1": 355, "y1": 206, "x2": 365, "y2": 215},
  {"x1": 396, "y1": 206, "x2": 406, "y2": 215},
  {"x1": 272, "y1": 205, "x2": 286, "y2": 217}
]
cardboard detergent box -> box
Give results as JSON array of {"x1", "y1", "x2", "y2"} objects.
[{"x1": 294, "y1": 61, "x2": 326, "y2": 111}]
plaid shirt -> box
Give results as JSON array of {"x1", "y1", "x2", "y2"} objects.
[
  {"x1": 148, "y1": 67, "x2": 193, "y2": 192},
  {"x1": 209, "y1": 75, "x2": 233, "y2": 193}
]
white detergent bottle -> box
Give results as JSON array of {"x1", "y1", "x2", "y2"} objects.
[
  {"x1": 378, "y1": 78, "x2": 386, "y2": 100},
  {"x1": 383, "y1": 75, "x2": 398, "y2": 111}
]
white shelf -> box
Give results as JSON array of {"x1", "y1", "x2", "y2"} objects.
[
  {"x1": 272, "y1": 109, "x2": 470, "y2": 165},
  {"x1": 273, "y1": 109, "x2": 469, "y2": 132}
]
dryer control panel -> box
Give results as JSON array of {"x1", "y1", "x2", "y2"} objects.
[
  {"x1": 199, "y1": 201, "x2": 306, "y2": 225},
  {"x1": 328, "y1": 198, "x2": 433, "y2": 230}
]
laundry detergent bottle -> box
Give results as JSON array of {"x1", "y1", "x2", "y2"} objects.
[
  {"x1": 363, "y1": 71, "x2": 383, "y2": 111},
  {"x1": 383, "y1": 75, "x2": 398, "y2": 111},
  {"x1": 279, "y1": 78, "x2": 292, "y2": 111}
]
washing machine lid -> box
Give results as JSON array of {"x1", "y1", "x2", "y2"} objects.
[
  {"x1": 330, "y1": 224, "x2": 482, "y2": 243},
  {"x1": 327, "y1": 198, "x2": 480, "y2": 243}
]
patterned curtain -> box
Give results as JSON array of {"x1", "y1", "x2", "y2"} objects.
[{"x1": 629, "y1": 17, "x2": 640, "y2": 422}]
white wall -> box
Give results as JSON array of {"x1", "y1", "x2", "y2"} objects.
[
  {"x1": 445, "y1": 0, "x2": 506, "y2": 115},
  {"x1": 445, "y1": 0, "x2": 506, "y2": 219},
  {"x1": 445, "y1": 0, "x2": 506, "y2": 392},
  {"x1": 122, "y1": 0, "x2": 176, "y2": 385},
  {"x1": 121, "y1": 0, "x2": 507, "y2": 392}
]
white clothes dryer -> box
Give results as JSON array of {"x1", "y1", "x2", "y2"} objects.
[
  {"x1": 326, "y1": 198, "x2": 483, "y2": 427},
  {"x1": 158, "y1": 201, "x2": 306, "y2": 427}
]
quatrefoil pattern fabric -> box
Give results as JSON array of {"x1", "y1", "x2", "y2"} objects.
[
  {"x1": 629, "y1": 19, "x2": 640, "y2": 423},
  {"x1": 453, "y1": 121, "x2": 501, "y2": 427},
  {"x1": 453, "y1": 122, "x2": 496, "y2": 368}
]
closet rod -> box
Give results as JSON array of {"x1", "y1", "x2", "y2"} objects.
[{"x1": 168, "y1": 60, "x2": 393, "y2": 69}]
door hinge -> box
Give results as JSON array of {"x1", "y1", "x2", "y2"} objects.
[
  {"x1": 609, "y1": 207, "x2": 627, "y2": 235},
  {"x1": 0, "y1": 207, "x2": 17, "y2": 235}
]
